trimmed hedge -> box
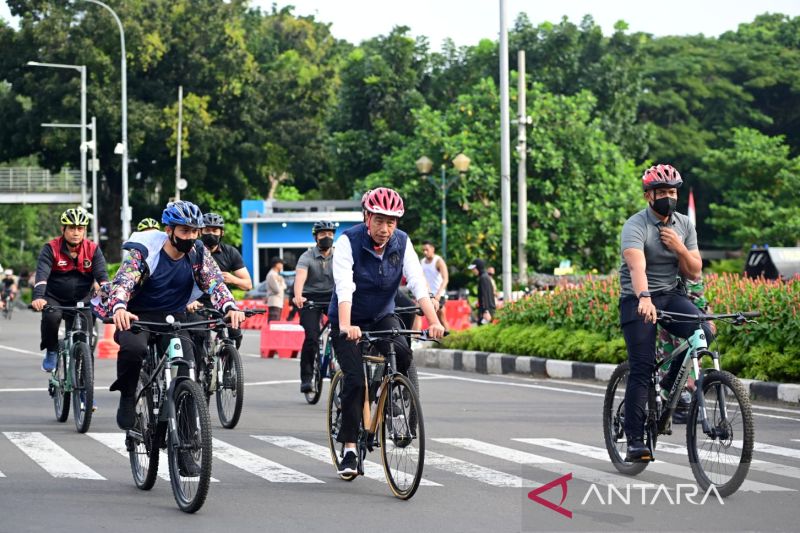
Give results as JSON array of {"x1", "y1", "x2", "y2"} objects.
[{"x1": 442, "y1": 273, "x2": 800, "y2": 382}]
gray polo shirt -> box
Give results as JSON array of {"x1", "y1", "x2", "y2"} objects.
[
  {"x1": 619, "y1": 208, "x2": 698, "y2": 296},
  {"x1": 296, "y1": 246, "x2": 334, "y2": 297}
]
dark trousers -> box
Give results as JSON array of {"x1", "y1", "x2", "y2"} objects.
[
  {"x1": 620, "y1": 291, "x2": 709, "y2": 440},
  {"x1": 331, "y1": 314, "x2": 412, "y2": 443},
  {"x1": 299, "y1": 306, "x2": 326, "y2": 382},
  {"x1": 110, "y1": 311, "x2": 195, "y2": 398},
  {"x1": 188, "y1": 311, "x2": 242, "y2": 367},
  {"x1": 40, "y1": 295, "x2": 92, "y2": 351}
]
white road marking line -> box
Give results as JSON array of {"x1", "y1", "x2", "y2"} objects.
[
  {"x1": 253, "y1": 435, "x2": 440, "y2": 486},
  {"x1": 241, "y1": 353, "x2": 262, "y2": 358},
  {"x1": 212, "y1": 438, "x2": 323, "y2": 483},
  {"x1": 425, "y1": 450, "x2": 535, "y2": 487},
  {"x1": 435, "y1": 438, "x2": 654, "y2": 488},
  {"x1": 0, "y1": 387, "x2": 48, "y2": 393},
  {"x1": 4, "y1": 432, "x2": 105, "y2": 480},
  {"x1": 86, "y1": 433, "x2": 219, "y2": 483},
  {"x1": 0, "y1": 344, "x2": 40, "y2": 357},
  {"x1": 415, "y1": 372, "x2": 604, "y2": 398},
  {"x1": 731, "y1": 440, "x2": 800, "y2": 461},
  {"x1": 516, "y1": 438, "x2": 792, "y2": 492},
  {"x1": 656, "y1": 441, "x2": 800, "y2": 480},
  {"x1": 244, "y1": 379, "x2": 300, "y2": 386},
  {"x1": 751, "y1": 405, "x2": 800, "y2": 415},
  {"x1": 752, "y1": 412, "x2": 800, "y2": 422}
]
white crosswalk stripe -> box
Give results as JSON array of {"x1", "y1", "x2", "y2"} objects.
[
  {"x1": 4, "y1": 432, "x2": 105, "y2": 480},
  {"x1": 212, "y1": 438, "x2": 324, "y2": 483},
  {"x1": 425, "y1": 450, "x2": 535, "y2": 487},
  {"x1": 731, "y1": 440, "x2": 800, "y2": 461},
  {"x1": 86, "y1": 432, "x2": 219, "y2": 482},
  {"x1": 434, "y1": 438, "x2": 655, "y2": 488},
  {"x1": 253, "y1": 435, "x2": 440, "y2": 486},
  {"x1": 656, "y1": 441, "x2": 800, "y2": 481},
  {"x1": 516, "y1": 438, "x2": 792, "y2": 492}
]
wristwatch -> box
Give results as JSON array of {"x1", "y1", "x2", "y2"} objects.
[{"x1": 638, "y1": 291, "x2": 651, "y2": 299}]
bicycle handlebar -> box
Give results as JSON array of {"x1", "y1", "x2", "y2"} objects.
[
  {"x1": 339, "y1": 328, "x2": 449, "y2": 343},
  {"x1": 303, "y1": 301, "x2": 330, "y2": 310},
  {"x1": 657, "y1": 310, "x2": 761, "y2": 323},
  {"x1": 394, "y1": 306, "x2": 423, "y2": 316},
  {"x1": 29, "y1": 304, "x2": 89, "y2": 313},
  {"x1": 195, "y1": 307, "x2": 264, "y2": 319}
]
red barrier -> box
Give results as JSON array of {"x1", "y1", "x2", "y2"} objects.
[
  {"x1": 238, "y1": 299, "x2": 300, "y2": 329},
  {"x1": 260, "y1": 320, "x2": 305, "y2": 358},
  {"x1": 419, "y1": 299, "x2": 473, "y2": 331}
]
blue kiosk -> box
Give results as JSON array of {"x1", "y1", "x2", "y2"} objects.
[{"x1": 240, "y1": 199, "x2": 363, "y2": 283}]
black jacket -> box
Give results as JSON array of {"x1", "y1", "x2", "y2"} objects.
[
  {"x1": 33, "y1": 240, "x2": 108, "y2": 302},
  {"x1": 476, "y1": 271, "x2": 496, "y2": 312}
]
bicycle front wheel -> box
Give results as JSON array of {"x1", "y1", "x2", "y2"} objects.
[
  {"x1": 216, "y1": 345, "x2": 244, "y2": 429},
  {"x1": 380, "y1": 373, "x2": 425, "y2": 500},
  {"x1": 52, "y1": 341, "x2": 70, "y2": 423},
  {"x1": 71, "y1": 342, "x2": 93, "y2": 433},
  {"x1": 687, "y1": 370, "x2": 754, "y2": 497},
  {"x1": 603, "y1": 361, "x2": 649, "y2": 475},
  {"x1": 168, "y1": 380, "x2": 212, "y2": 513},
  {"x1": 129, "y1": 378, "x2": 161, "y2": 491}
]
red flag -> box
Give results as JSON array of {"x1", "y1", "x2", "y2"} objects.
[{"x1": 688, "y1": 187, "x2": 696, "y2": 227}]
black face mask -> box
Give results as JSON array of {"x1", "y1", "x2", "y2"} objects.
[
  {"x1": 651, "y1": 196, "x2": 677, "y2": 218},
  {"x1": 317, "y1": 236, "x2": 334, "y2": 250},
  {"x1": 170, "y1": 233, "x2": 196, "y2": 254},
  {"x1": 201, "y1": 234, "x2": 221, "y2": 248}
]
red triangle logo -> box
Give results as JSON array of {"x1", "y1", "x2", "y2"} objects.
[{"x1": 527, "y1": 472, "x2": 572, "y2": 518}]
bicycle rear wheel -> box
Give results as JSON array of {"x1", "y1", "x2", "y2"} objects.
[
  {"x1": 380, "y1": 373, "x2": 425, "y2": 500},
  {"x1": 687, "y1": 370, "x2": 753, "y2": 497},
  {"x1": 216, "y1": 345, "x2": 244, "y2": 429},
  {"x1": 326, "y1": 371, "x2": 356, "y2": 481},
  {"x1": 603, "y1": 361, "x2": 649, "y2": 475},
  {"x1": 52, "y1": 341, "x2": 70, "y2": 423},
  {"x1": 129, "y1": 378, "x2": 161, "y2": 490},
  {"x1": 168, "y1": 380, "x2": 212, "y2": 513},
  {"x1": 71, "y1": 342, "x2": 93, "y2": 433}
]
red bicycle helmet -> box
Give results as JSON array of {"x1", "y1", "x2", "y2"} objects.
[
  {"x1": 642, "y1": 164, "x2": 683, "y2": 191},
  {"x1": 363, "y1": 187, "x2": 405, "y2": 217}
]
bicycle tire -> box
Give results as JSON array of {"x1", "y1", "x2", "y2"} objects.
[
  {"x1": 408, "y1": 358, "x2": 420, "y2": 399},
  {"x1": 129, "y1": 378, "x2": 161, "y2": 491},
  {"x1": 603, "y1": 361, "x2": 648, "y2": 475},
  {"x1": 168, "y1": 379, "x2": 212, "y2": 513},
  {"x1": 326, "y1": 371, "x2": 356, "y2": 481},
  {"x1": 71, "y1": 342, "x2": 93, "y2": 433},
  {"x1": 380, "y1": 373, "x2": 425, "y2": 500},
  {"x1": 216, "y1": 345, "x2": 244, "y2": 429},
  {"x1": 53, "y1": 341, "x2": 70, "y2": 423},
  {"x1": 686, "y1": 370, "x2": 753, "y2": 497},
  {"x1": 305, "y1": 351, "x2": 322, "y2": 405}
]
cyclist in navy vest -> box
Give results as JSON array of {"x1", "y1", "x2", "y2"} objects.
[
  {"x1": 329, "y1": 187, "x2": 446, "y2": 476},
  {"x1": 32, "y1": 208, "x2": 108, "y2": 373}
]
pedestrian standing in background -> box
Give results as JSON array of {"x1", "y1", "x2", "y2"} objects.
[
  {"x1": 486, "y1": 265, "x2": 499, "y2": 308},
  {"x1": 421, "y1": 241, "x2": 449, "y2": 329},
  {"x1": 469, "y1": 259, "x2": 495, "y2": 325},
  {"x1": 265, "y1": 256, "x2": 286, "y2": 322}
]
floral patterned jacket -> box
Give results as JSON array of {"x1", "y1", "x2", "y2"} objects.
[{"x1": 93, "y1": 237, "x2": 236, "y2": 318}]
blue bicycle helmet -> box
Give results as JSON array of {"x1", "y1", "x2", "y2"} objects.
[{"x1": 161, "y1": 201, "x2": 205, "y2": 228}]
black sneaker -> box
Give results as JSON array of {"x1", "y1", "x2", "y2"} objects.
[
  {"x1": 338, "y1": 450, "x2": 358, "y2": 476},
  {"x1": 300, "y1": 381, "x2": 313, "y2": 393},
  {"x1": 625, "y1": 440, "x2": 652, "y2": 462},
  {"x1": 116, "y1": 396, "x2": 136, "y2": 430},
  {"x1": 177, "y1": 450, "x2": 201, "y2": 477}
]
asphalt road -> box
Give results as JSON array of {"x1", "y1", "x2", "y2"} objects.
[{"x1": 1, "y1": 310, "x2": 799, "y2": 532}]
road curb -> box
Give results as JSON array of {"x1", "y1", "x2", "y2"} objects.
[{"x1": 415, "y1": 348, "x2": 800, "y2": 405}]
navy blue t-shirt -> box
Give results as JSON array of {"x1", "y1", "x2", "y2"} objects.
[{"x1": 128, "y1": 249, "x2": 194, "y2": 313}]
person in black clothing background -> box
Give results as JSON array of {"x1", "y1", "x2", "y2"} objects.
[
  {"x1": 31, "y1": 208, "x2": 108, "y2": 372},
  {"x1": 468, "y1": 258, "x2": 495, "y2": 325}
]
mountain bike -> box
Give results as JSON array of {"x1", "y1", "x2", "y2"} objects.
[
  {"x1": 33, "y1": 304, "x2": 94, "y2": 433},
  {"x1": 603, "y1": 309, "x2": 759, "y2": 497},
  {"x1": 2, "y1": 291, "x2": 13, "y2": 319},
  {"x1": 194, "y1": 307, "x2": 265, "y2": 428},
  {"x1": 302, "y1": 301, "x2": 337, "y2": 405},
  {"x1": 327, "y1": 329, "x2": 438, "y2": 500},
  {"x1": 116, "y1": 315, "x2": 218, "y2": 513}
]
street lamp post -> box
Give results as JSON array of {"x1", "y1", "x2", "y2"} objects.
[
  {"x1": 416, "y1": 153, "x2": 471, "y2": 261},
  {"x1": 25, "y1": 61, "x2": 88, "y2": 209},
  {"x1": 81, "y1": 0, "x2": 130, "y2": 239}
]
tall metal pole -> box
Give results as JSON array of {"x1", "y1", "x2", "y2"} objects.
[
  {"x1": 83, "y1": 0, "x2": 130, "y2": 239},
  {"x1": 90, "y1": 116, "x2": 99, "y2": 243},
  {"x1": 80, "y1": 66, "x2": 87, "y2": 209},
  {"x1": 517, "y1": 50, "x2": 528, "y2": 286},
  {"x1": 440, "y1": 165, "x2": 447, "y2": 261},
  {"x1": 175, "y1": 85, "x2": 183, "y2": 201},
  {"x1": 499, "y1": 0, "x2": 513, "y2": 302}
]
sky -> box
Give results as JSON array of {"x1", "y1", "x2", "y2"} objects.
[{"x1": 2, "y1": 0, "x2": 800, "y2": 48}]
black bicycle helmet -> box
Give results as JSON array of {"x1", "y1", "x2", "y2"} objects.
[
  {"x1": 202, "y1": 212, "x2": 225, "y2": 228},
  {"x1": 312, "y1": 220, "x2": 337, "y2": 235}
]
